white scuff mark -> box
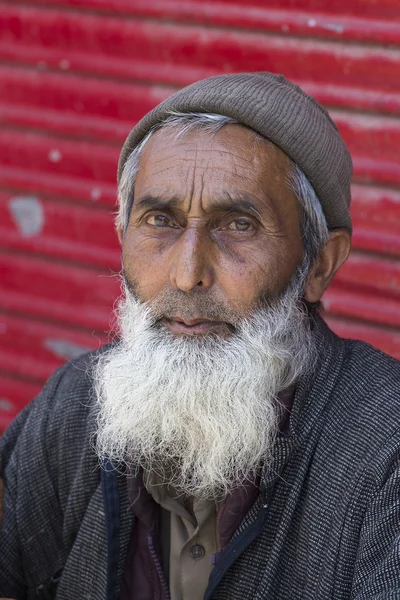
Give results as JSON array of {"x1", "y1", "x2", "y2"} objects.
[
  {"x1": 307, "y1": 18, "x2": 317, "y2": 27},
  {"x1": 323, "y1": 22, "x2": 344, "y2": 34},
  {"x1": 9, "y1": 195, "x2": 45, "y2": 238},
  {"x1": 44, "y1": 338, "x2": 90, "y2": 360},
  {"x1": 91, "y1": 187, "x2": 102, "y2": 201},
  {"x1": 59, "y1": 59, "x2": 70, "y2": 70},
  {"x1": 0, "y1": 398, "x2": 15, "y2": 412},
  {"x1": 48, "y1": 149, "x2": 62, "y2": 163}
]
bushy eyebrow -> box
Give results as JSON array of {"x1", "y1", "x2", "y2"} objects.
[
  {"x1": 215, "y1": 198, "x2": 262, "y2": 219},
  {"x1": 134, "y1": 194, "x2": 263, "y2": 219},
  {"x1": 135, "y1": 195, "x2": 180, "y2": 211}
]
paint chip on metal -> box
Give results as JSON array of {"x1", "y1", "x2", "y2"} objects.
[
  {"x1": 307, "y1": 19, "x2": 317, "y2": 27},
  {"x1": 323, "y1": 23, "x2": 344, "y2": 34},
  {"x1": 44, "y1": 338, "x2": 90, "y2": 360},
  {"x1": 9, "y1": 196, "x2": 44, "y2": 238},
  {"x1": 48, "y1": 149, "x2": 62, "y2": 163},
  {"x1": 91, "y1": 187, "x2": 102, "y2": 201},
  {"x1": 59, "y1": 59, "x2": 70, "y2": 70},
  {"x1": 0, "y1": 399, "x2": 15, "y2": 413}
]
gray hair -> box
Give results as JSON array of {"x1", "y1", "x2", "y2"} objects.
[{"x1": 117, "y1": 113, "x2": 329, "y2": 275}]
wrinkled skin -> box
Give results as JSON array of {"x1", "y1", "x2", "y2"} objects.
[{"x1": 119, "y1": 125, "x2": 350, "y2": 335}]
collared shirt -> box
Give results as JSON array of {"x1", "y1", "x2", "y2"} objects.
[{"x1": 146, "y1": 477, "x2": 220, "y2": 600}]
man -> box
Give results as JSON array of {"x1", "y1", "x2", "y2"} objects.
[{"x1": 1, "y1": 72, "x2": 399, "y2": 600}]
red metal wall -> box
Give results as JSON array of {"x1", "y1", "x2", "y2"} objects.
[{"x1": 1, "y1": 0, "x2": 400, "y2": 431}]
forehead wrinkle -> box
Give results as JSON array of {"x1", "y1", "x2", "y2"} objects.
[
  {"x1": 151, "y1": 143, "x2": 255, "y2": 165},
  {"x1": 144, "y1": 140, "x2": 260, "y2": 185},
  {"x1": 185, "y1": 143, "x2": 198, "y2": 212},
  {"x1": 159, "y1": 163, "x2": 259, "y2": 181},
  {"x1": 182, "y1": 148, "x2": 256, "y2": 170},
  {"x1": 143, "y1": 164, "x2": 179, "y2": 177},
  {"x1": 149, "y1": 149, "x2": 265, "y2": 176},
  {"x1": 141, "y1": 164, "x2": 285, "y2": 219}
]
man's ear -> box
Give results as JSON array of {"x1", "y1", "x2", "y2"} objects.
[
  {"x1": 304, "y1": 229, "x2": 351, "y2": 303},
  {"x1": 117, "y1": 226, "x2": 124, "y2": 245}
]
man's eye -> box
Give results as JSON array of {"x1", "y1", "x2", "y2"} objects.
[
  {"x1": 227, "y1": 219, "x2": 252, "y2": 232},
  {"x1": 146, "y1": 215, "x2": 175, "y2": 228}
]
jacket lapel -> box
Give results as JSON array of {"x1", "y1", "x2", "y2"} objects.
[
  {"x1": 101, "y1": 460, "x2": 134, "y2": 600},
  {"x1": 56, "y1": 483, "x2": 108, "y2": 600},
  {"x1": 205, "y1": 316, "x2": 346, "y2": 598}
]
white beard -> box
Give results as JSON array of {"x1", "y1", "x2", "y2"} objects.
[{"x1": 94, "y1": 278, "x2": 317, "y2": 499}]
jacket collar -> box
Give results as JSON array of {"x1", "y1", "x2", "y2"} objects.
[{"x1": 259, "y1": 314, "x2": 345, "y2": 500}]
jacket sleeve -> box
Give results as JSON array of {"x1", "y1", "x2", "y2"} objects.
[
  {"x1": 0, "y1": 364, "x2": 70, "y2": 600},
  {"x1": 351, "y1": 435, "x2": 400, "y2": 599},
  {"x1": 0, "y1": 403, "x2": 33, "y2": 599}
]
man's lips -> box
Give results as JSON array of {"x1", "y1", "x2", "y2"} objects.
[
  {"x1": 175, "y1": 317, "x2": 216, "y2": 326},
  {"x1": 164, "y1": 317, "x2": 228, "y2": 334}
]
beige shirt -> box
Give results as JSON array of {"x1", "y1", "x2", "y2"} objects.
[{"x1": 145, "y1": 473, "x2": 220, "y2": 600}]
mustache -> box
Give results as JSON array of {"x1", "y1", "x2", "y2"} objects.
[{"x1": 123, "y1": 273, "x2": 243, "y2": 326}]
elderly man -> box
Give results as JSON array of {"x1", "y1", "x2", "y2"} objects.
[{"x1": 1, "y1": 72, "x2": 400, "y2": 600}]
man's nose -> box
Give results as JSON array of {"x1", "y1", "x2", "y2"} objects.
[{"x1": 169, "y1": 226, "x2": 214, "y2": 292}]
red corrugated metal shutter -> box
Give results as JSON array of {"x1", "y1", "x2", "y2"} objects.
[{"x1": 1, "y1": 0, "x2": 399, "y2": 430}]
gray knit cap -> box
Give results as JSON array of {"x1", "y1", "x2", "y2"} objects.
[{"x1": 118, "y1": 72, "x2": 353, "y2": 231}]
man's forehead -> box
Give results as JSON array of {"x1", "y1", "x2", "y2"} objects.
[
  {"x1": 142, "y1": 124, "x2": 263, "y2": 163},
  {"x1": 136, "y1": 125, "x2": 291, "y2": 191}
]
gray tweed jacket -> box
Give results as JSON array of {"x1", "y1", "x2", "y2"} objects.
[{"x1": 1, "y1": 316, "x2": 400, "y2": 600}]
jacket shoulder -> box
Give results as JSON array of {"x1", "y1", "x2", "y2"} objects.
[
  {"x1": 324, "y1": 336, "x2": 400, "y2": 461},
  {"x1": 342, "y1": 337, "x2": 400, "y2": 397},
  {"x1": 0, "y1": 343, "x2": 111, "y2": 485},
  {"x1": 0, "y1": 345, "x2": 112, "y2": 597}
]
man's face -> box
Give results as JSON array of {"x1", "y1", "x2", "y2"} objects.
[{"x1": 122, "y1": 124, "x2": 304, "y2": 334}]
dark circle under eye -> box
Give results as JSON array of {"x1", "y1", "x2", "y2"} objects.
[{"x1": 228, "y1": 219, "x2": 251, "y2": 231}]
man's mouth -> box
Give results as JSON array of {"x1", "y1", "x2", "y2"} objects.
[{"x1": 164, "y1": 317, "x2": 230, "y2": 335}]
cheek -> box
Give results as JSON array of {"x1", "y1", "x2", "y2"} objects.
[
  {"x1": 216, "y1": 256, "x2": 271, "y2": 310},
  {"x1": 216, "y1": 238, "x2": 300, "y2": 308},
  {"x1": 122, "y1": 230, "x2": 171, "y2": 300}
]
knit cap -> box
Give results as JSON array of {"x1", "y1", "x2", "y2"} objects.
[{"x1": 118, "y1": 72, "x2": 353, "y2": 231}]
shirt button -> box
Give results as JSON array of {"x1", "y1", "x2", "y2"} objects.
[{"x1": 189, "y1": 544, "x2": 205, "y2": 560}]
